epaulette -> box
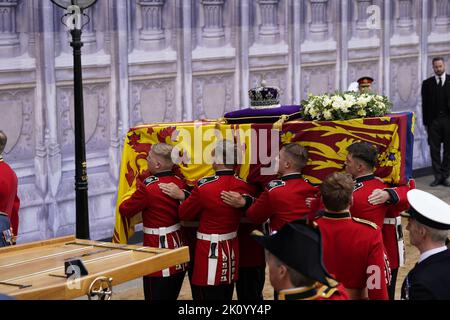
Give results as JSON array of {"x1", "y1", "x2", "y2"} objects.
[
  {"x1": 197, "y1": 175, "x2": 218, "y2": 187},
  {"x1": 352, "y1": 217, "x2": 378, "y2": 229},
  {"x1": 354, "y1": 182, "x2": 363, "y2": 191},
  {"x1": 266, "y1": 180, "x2": 285, "y2": 191},
  {"x1": 234, "y1": 174, "x2": 246, "y2": 182},
  {"x1": 144, "y1": 176, "x2": 159, "y2": 186}
]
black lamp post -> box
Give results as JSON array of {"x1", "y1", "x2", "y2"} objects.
[{"x1": 51, "y1": 0, "x2": 98, "y2": 239}]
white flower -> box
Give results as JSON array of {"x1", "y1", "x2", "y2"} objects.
[
  {"x1": 322, "y1": 96, "x2": 332, "y2": 107},
  {"x1": 357, "y1": 109, "x2": 367, "y2": 117},
  {"x1": 323, "y1": 110, "x2": 333, "y2": 120},
  {"x1": 332, "y1": 96, "x2": 345, "y2": 110},
  {"x1": 302, "y1": 91, "x2": 390, "y2": 120},
  {"x1": 309, "y1": 107, "x2": 319, "y2": 118},
  {"x1": 356, "y1": 96, "x2": 371, "y2": 107},
  {"x1": 343, "y1": 94, "x2": 356, "y2": 103}
]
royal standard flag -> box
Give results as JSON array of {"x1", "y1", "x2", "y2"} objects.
[{"x1": 113, "y1": 112, "x2": 414, "y2": 243}]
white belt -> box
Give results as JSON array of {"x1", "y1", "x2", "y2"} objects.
[
  {"x1": 143, "y1": 223, "x2": 180, "y2": 236},
  {"x1": 196, "y1": 231, "x2": 237, "y2": 241},
  {"x1": 383, "y1": 217, "x2": 405, "y2": 267},
  {"x1": 143, "y1": 223, "x2": 180, "y2": 277},
  {"x1": 384, "y1": 217, "x2": 401, "y2": 225},
  {"x1": 196, "y1": 231, "x2": 237, "y2": 285}
]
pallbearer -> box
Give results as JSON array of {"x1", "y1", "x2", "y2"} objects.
[
  {"x1": 119, "y1": 143, "x2": 187, "y2": 300},
  {"x1": 177, "y1": 140, "x2": 256, "y2": 300}
]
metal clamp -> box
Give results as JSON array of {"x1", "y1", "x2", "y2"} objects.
[{"x1": 88, "y1": 276, "x2": 113, "y2": 300}]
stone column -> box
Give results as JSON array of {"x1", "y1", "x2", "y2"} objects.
[
  {"x1": 201, "y1": 0, "x2": 225, "y2": 47},
  {"x1": 139, "y1": 0, "x2": 166, "y2": 50},
  {"x1": 309, "y1": 0, "x2": 329, "y2": 41},
  {"x1": 397, "y1": 0, "x2": 413, "y2": 35},
  {"x1": 81, "y1": 7, "x2": 97, "y2": 53},
  {"x1": 0, "y1": 0, "x2": 20, "y2": 57},
  {"x1": 434, "y1": 0, "x2": 450, "y2": 33},
  {"x1": 355, "y1": 0, "x2": 372, "y2": 38},
  {"x1": 258, "y1": 0, "x2": 280, "y2": 44}
]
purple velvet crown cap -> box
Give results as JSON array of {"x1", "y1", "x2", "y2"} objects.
[{"x1": 224, "y1": 105, "x2": 303, "y2": 124}]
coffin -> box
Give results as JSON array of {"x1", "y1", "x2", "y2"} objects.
[{"x1": 113, "y1": 112, "x2": 415, "y2": 243}]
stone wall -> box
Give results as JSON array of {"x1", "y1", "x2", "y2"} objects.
[{"x1": 1, "y1": 0, "x2": 449, "y2": 242}]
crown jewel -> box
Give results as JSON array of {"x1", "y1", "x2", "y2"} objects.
[{"x1": 248, "y1": 80, "x2": 281, "y2": 109}]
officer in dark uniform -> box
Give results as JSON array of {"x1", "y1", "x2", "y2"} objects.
[
  {"x1": 0, "y1": 211, "x2": 13, "y2": 247},
  {"x1": 357, "y1": 76, "x2": 374, "y2": 93},
  {"x1": 401, "y1": 189, "x2": 450, "y2": 300},
  {"x1": 251, "y1": 221, "x2": 348, "y2": 300}
]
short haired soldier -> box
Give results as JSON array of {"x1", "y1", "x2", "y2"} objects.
[
  {"x1": 221, "y1": 143, "x2": 318, "y2": 233},
  {"x1": 316, "y1": 172, "x2": 389, "y2": 300},
  {"x1": 119, "y1": 143, "x2": 188, "y2": 300},
  {"x1": 162, "y1": 140, "x2": 257, "y2": 300}
]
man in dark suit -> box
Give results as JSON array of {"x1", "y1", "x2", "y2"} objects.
[
  {"x1": 422, "y1": 57, "x2": 450, "y2": 187},
  {"x1": 401, "y1": 189, "x2": 450, "y2": 300}
]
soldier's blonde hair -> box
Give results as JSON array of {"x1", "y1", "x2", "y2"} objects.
[
  {"x1": 214, "y1": 139, "x2": 237, "y2": 166},
  {"x1": 151, "y1": 143, "x2": 174, "y2": 165},
  {"x1": 282, "y1": 143, "x2": 308, "y2": 171}
]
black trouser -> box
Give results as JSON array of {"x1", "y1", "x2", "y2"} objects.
[
  {"x1": 388, "y1": 268, "x2": 399, "y2": 300},
  {"x1": 191, "y1": 284, "x2": 234, "y2": 301},
  {"x1": 143, "y1": 271, "x2": 186, "y2": 300},
  {"x1": 236, "y1": 266, "x2": 266, "y2": 300},
  {"x1": 428, "y1": 115, "x2": 450, "y2": 180}
]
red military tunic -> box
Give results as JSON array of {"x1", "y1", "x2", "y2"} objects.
[
  {"x1": 278, "y1": 282, "x2": 349, "y2": 300},
  {"x1": 246, "y1": 173, "x2": 318, "y2": 233},
  {"x1": 382, "y1": 179, "x2": 415, "y2": 269},
  {"x1": 350, "y1": 174, "x2": 389, "y2": 228},
  {"x1": 119, "y1": 171, "x2": 187, "y2": 277},
  {"x1": 317, "y1": 211, "x2": 389, "y2": 300},
  {"x1": 179, "y1": 169, "x2": 256, "y2": 286},
  {"x1": 0, "y1": 156, "x2": 20, "y2": 236}
]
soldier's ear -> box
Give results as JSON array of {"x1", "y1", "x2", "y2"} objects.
[{"x1": 279, "y1": 263, "x2": 288, "y2": 278}]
